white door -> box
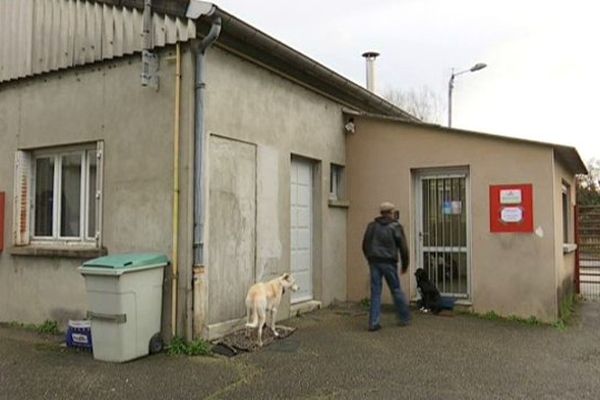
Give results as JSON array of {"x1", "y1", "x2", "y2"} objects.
[
  {"x1": 416, "y1": 171, "x2": 470, "y2": 298},
  {"x1": 290, "y1": 158, "x2": 313, "y2": 303}
]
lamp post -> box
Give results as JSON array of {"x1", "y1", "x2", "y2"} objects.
[{"x1": 448, "y1": 62, "x2": 487, "y2": 128}]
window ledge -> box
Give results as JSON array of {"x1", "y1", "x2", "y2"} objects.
[
  {"x1": 9, "y1": 245, "x2": 108, "y2": 259},
  {"x1": 563, "y1": 243, "x2": 577, "y2": 254},
  {"x1": 328, "y1": 199, "x2": 350, "y2": 208}
]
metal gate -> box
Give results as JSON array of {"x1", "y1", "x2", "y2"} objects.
[
  {"x1": 416, "y1": 171, "x2": 469, "y2": 298},
  {"x1": 576, "y1": 205, "x2": 600, "y2": 300}
]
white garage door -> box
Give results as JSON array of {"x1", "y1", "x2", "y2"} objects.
[{"x1": 290, "y1": 158, "x2": 313, "y2": 303}]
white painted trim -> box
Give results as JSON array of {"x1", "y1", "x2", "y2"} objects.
[
  {"x1": 563, "y1": 243, "x2": 577, "y2": 254},
  {"x1": 290, "y1": 157, "x2": 315, "y2": 304},
  {"x1": 29, "y1": 144, "x2": 100, "y2": 245}
]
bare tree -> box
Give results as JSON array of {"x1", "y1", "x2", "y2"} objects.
[
  {"x1": 384, "y1": 85, "x2": 444, "y2": 124},
  {"x1": 577, "y1": 158, "x2": 600, "y2": 205}
]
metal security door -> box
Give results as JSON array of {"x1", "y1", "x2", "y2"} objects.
[
  {"x1": 290, "y1": 158, "x2": 314, "y2": 303},
  {"x1": 417, "y1": 172, "x2": 470, "y2": 298},
  {"x1": 576, "y1": 205, "x2": 600, "y2": 300}
]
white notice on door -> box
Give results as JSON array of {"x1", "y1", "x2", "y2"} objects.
[
  {"x1": 500, "y1": 189, "x2": 522, "y2": 204},
  {"x1": 501, "y1": 207, "x2": 523, "y2": 223}
]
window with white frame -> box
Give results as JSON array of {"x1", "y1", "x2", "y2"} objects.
[
  {"x1": 329, "y1": 164, "x2": 345, "y2": 201},
  {"x1": 562, "y1": 183, "x2": 571, "y2": 243},
  {"x1": 14, "y1": 143, "x2": 103, "y2": 246}
]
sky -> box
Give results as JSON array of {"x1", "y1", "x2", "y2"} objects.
[{"x1": 215, "y1": 0, "x2": 599, "y2": 165}]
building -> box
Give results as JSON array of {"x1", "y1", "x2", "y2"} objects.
[
  {"x1": 346, "y1": 115, "x2": 585, "y2": 321},
  {"x1": 0, "y1": 0, "x2": 415, "y2": 340},
  {"x1": 0, "y1": 0, "x2": 585, "y2": 340}
]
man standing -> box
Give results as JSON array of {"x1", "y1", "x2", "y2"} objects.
[{"x1": 362, "y1": 202, "x2": 411, "y2": 331}]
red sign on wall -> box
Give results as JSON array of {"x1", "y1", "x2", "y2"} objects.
[{"x1": 489, "y1": 184, "x2": 533, "y2": 233}]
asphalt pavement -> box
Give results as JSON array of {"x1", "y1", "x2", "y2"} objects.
[{"x1": 1, "y1": 301, "x2": 599, "y2": 400}]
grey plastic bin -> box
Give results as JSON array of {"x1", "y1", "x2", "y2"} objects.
[{"x1": 79, "y1": 253, "x2": 168, "y2": 362}]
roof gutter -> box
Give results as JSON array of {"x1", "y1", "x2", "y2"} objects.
[
  {"x1": 96, "y1": 0, "x2": 416, "y2": 119},
  {"x1": 197, "y1": 6, "x2": 417, "y2": 120}
]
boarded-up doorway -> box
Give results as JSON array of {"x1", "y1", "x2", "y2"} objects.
[{"x1": 208, "y1": 136, "x2": 256, "y2": 324}]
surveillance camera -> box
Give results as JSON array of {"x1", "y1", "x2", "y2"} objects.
[{"x1": 344, "y1": 118, "x2": 355, "y2": 134}]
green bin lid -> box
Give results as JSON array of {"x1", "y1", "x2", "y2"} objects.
[{"x1": 82, "y1": 253, "x2": 169, "y2": 269}]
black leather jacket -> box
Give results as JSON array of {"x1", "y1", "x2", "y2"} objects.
[{"x1": 362, "y1": 216, "x2": 410, "y2": 270}]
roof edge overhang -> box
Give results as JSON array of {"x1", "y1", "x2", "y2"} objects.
[
  {"x1": 348, "y1": 110, "x2": 588, "y2": 175},
  {"x1": 94, "y1": 0, "x2": 418, "y2": 119},
  {"x1": 205, "y1": 7, "x2": 417, "y2": 119}
]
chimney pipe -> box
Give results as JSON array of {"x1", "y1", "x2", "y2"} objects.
[{"x1": 362, "y1": 51, "x2": 380, "y2": 93}]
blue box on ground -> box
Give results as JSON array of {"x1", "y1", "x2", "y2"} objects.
[
  {"x1": 439, "y1": 296, "x2": 456, "y2": 310},
  {"x1": 66, "y1": 320, "x2": 92, "y2": 350}
]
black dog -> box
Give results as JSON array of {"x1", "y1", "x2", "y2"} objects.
[{"x1": 415, "y1": 268, "x2": 442, "y2": 314}]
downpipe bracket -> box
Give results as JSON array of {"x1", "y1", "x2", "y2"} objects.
[{"x1": 141, "y1": 50, "x2": 160, "y2": 90}]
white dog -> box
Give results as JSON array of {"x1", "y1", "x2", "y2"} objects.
[{"x1": 245, "y1": 273, "x2": 299, "y2": 347}]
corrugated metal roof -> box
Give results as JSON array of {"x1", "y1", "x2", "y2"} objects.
[
  {"x1": 0, "y1": 0, "x2": 196, "y2": 83},
  {"x1": 0, "y1": 0, "x2": 414, "y2": 119}
]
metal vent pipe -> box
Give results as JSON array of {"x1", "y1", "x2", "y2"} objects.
[{"x1": 362, "y1": 51, "x2": 380, "y2": 93}]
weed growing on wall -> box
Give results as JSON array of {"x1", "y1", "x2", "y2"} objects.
[{"x1": 553, "y1": 294, "x2": 578, "y2": 331}]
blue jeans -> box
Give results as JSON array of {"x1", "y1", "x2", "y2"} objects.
[{"x1": 369, "y1": 262, "x2": 411, "y2": 328}]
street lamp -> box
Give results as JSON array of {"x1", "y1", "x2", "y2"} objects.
[{"x1": 448, "y1": 62, "x2": 487, "y2": 128}]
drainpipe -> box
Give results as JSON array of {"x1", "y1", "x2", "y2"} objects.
[
  {"x1": 171, "y1": 43, "x2": 182, "y2": 339},
  {"x1": 191, "y1": 14, "x2": 222, "y2": 338}
]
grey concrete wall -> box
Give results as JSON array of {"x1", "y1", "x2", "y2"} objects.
[
  {"x1": 0, "y1": 50, "x2": 189, "y2": 331},
  {"x1": 0, "y1": 42, "x2": 349, "y2": 339},
  {"x1": 347, "y1": 118, "x2": 560, "y2": 322},
  {"x1": 201, "y1": 47, "x2": 347, "y2": 335}
]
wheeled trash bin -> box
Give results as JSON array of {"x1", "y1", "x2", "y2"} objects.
[{"x1": 79, "y1": 253, "x2": 168, "y2": 362}]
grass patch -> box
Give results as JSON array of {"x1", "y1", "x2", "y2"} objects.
[
  {"x1": 458, "y1": 298, "x2": 580, "y2": 331},
  {"x1": 6, "y1": 320, "x2": 61, "y2": 335},
  {"x1": 459, "y1": 310, "x2": 545, "y2": 327},
  {"x1": 481, "y1": 311, "x2": 501, "y2": 321},
  {"x1": 167, "y1": 336, "x2": 212, "y2": 356},
  {"x1": 36, "y1": 320, "x2": 60, "y2": 335},
  {"x1": 507, "y1": 315, "x2": 543, "y2": 326},
  {"x1": 553, "y1": 294, "x2": 578, "y2": 331},
  {"x1": 359, "y1": 298, "x2": 371, "y2": 309},
  {"x1": 7, "y1": 321, "x2": 36, "y2": 330}
]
